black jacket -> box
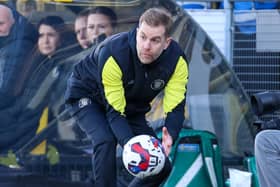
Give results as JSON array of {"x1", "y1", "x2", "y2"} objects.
[{"x1": 66, "y1": 28, "x2": 189, "y2": 144}]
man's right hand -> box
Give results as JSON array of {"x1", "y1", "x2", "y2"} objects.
[{"x1": 161, "y1": 127, "x2": 173, "y2": 156}]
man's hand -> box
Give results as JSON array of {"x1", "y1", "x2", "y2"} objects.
[{"x1": 162, "y1": 127, "x2": 173, "y2": 156}]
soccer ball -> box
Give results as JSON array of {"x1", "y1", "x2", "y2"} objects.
[{"x1": 122, "y1": 135, "x2": 166, "y2": 179}]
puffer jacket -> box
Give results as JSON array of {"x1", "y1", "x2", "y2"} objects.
[{"x1": 0, "y1": 4, "x2": 38, "y2": 108}]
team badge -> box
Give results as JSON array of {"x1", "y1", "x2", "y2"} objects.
[{"x1": 151, "y1": 79, "x2": 165, "y2": 90}]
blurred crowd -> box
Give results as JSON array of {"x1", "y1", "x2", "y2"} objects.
[{"x1": 0, "y1": 2, "x2": 118, "y2": 153}]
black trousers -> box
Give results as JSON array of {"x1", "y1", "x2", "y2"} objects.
[{"x1": 69, "y1": 100, "x2": 171, "y2": 187}]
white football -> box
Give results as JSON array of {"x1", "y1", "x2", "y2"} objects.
[{"x1": 122, "y1": 134, "x2": 166, "y2": 178}]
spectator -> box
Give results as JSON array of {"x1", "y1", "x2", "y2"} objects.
[
  {"x1": 74, "y1": 6, "x2": 117, "y2": 49},
  {"x1": 86, "y1": 6, "x2": 117, "y2": 45},
  {"x1": 74, "y1": 8, "x2": 91, "y2": 49},
  {"x1": 255, "y1": 130, "x2": 280, "y2": 187},
  {"x1": 0, "y1": 5, "x2": 14, "y2": 37},
  {"x1": 0, "y1": 4, "x2": 37, "y2": 107},
  {"x1": 37, "y1": 15, "x2": 64, "y2": 57},
  {"x1": 0, "y1": 4, "x2": 38, "y2": 152},
  {"x1": 37, "y1": 16, "x2": 62, "y2": 56},
  {"x1": 65, "y1": 7, "x2": 189, "y2": 186},
  {"x1": 27, "y1": 15, "x2": 80, "y2": 154}
]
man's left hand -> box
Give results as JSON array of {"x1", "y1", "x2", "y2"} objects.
[{"x1": 162, "y1": 127, "x2": 173, "y2": 156}]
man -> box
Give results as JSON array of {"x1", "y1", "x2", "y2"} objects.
[
  {"x1": 65, "y1": 8, "x2": 189, "y2": 187},
  {"x1": 0, "y1": 4, "x2": 38, "y2": 152},
  {"x1": 0, "y1": 5, "x2": 14, "y2": 36},
  {"x1": 0, "y1": 4, "x2": 37, "y2": 100},
  {"x1": 255, "y1": 130, "x2": 280, "y2": 187},
  {"x1": 74, "y1": 8, "x2": 90, "y2": 49}
]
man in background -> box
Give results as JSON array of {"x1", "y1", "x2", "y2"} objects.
[
  {"x1": 74, "y1": 8, "x2": 91, "y2": 49},
  {"x1": 0, "y1": 5, "x2": 15, "y2": 36},
  {"x1": 0, "y1": 4, "x2": 38, "y2": 152}
]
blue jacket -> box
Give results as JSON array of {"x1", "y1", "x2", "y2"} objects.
[{"x1": 0, "y1": 5, "x2": 38, "y2": 107}]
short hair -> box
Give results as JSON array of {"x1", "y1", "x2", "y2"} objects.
[
  {"x1": 88, "y1": 6, "x2": 117, "y2": 28},
  {"x1": 76, "y1": 8, "x2": 90, "y2": 19},
  {"x1": 139, "y1": 8, "x2": 173, "y2": 37},
  {"x1": 37, "y1": 15, "x2": 65, "y2": 33},
  {"x1": 0, "y1": 4, "x2": 14, "y2": 23}
]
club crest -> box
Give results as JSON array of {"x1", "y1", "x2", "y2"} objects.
[{"x1": 151, "y1": 79, "x2": 165, "y2": 90}]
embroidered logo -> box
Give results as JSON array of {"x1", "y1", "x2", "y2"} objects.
[
  {"x1": 78, "y1": 98, "x2": 92, "y2": 108},
  {"x1": 151, "y1": 79, "x2": 165, "y2": 90}
]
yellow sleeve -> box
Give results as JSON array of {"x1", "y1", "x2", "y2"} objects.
[
  {"x1": 163, "y1": 56, "x2": 188, "y2": 113},
  {"x1": 102, "y1": 56, "x2": 126, "y2": 115}
]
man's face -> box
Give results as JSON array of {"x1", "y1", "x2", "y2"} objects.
[
  {"x1": 0, "y1": 6, "x2": 14, "y2": 37},
  {"x1": 136, "y1": 21, "x2": 171, "y2": 64},
  {"x1": 38, "y1": 24, "x2": 60, "y2": 56},
  {"x1": 87, "y1": 13, "x2": 113, "y2": 42},
  {"x1": 75, "y1": 16, "x2": 90, "y2": 49}
]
